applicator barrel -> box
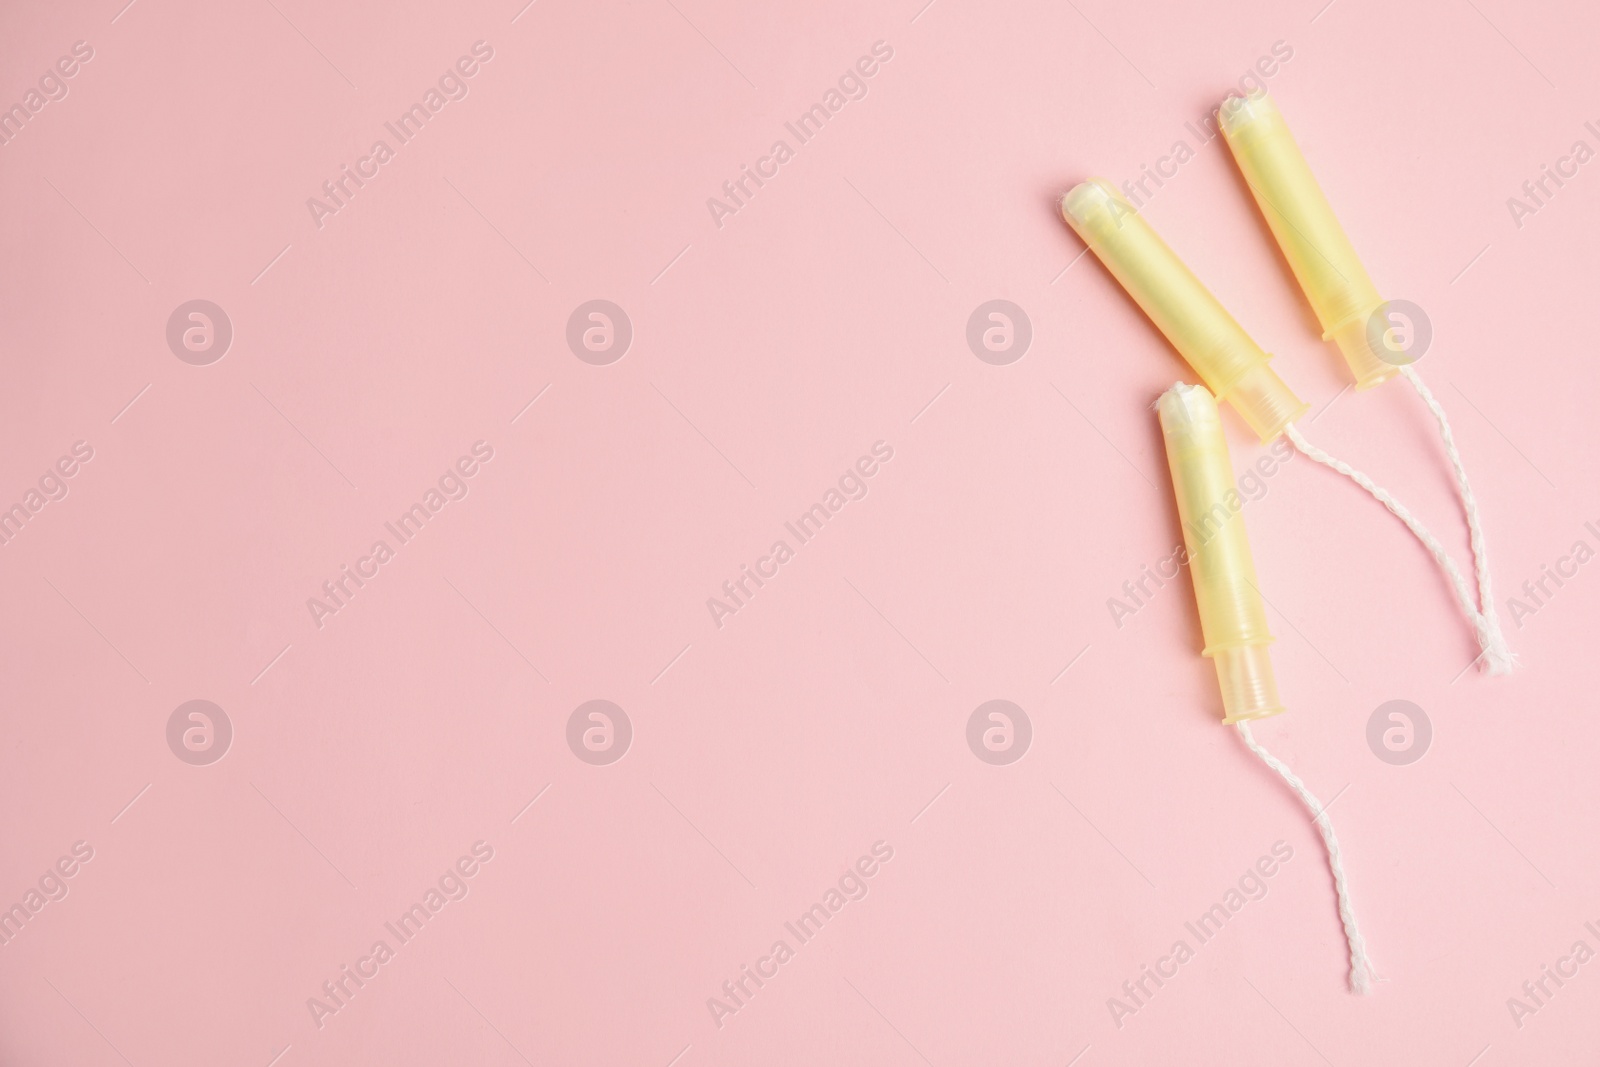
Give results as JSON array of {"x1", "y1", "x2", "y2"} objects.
[
  {"x1": 1158, "y1": 383, "x2": 1285, "y2": 723},
  {"x1": 1061, "y1": 180, "x2": 1307, "y2": 442},
  {"x1": 1218, "y1": 91, "x2": 1397, "y2": 390}
]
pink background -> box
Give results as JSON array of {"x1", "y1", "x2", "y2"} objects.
[{"x1": 2, "y1": 0, "x2": 1598, "y2": 1063}]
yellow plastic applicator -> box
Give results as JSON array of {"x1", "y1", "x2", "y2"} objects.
[
  {"x1": 1061, "y1": 180, "x2": 1308, "y2": 443},
  {"x1": 1217, "y1": 90, "x2": 1396, "y2": 389},
  {"x1": 1157, "y1": 380, "x2": 1376, "y2": 993},
  {"x1": 1158, "y1": 382, "x2": 1284, "y2": 723}
]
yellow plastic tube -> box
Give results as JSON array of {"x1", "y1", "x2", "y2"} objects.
[
  {"x1": 1218, "y1": 90, "x2": 1398, "y2": 390},
  {"x1": 1061, "y1": 180, "x2": 1308, "y2": 443},
  {"x1": 1158, "y1": 382, "x2": 1285, "y2": 723}
]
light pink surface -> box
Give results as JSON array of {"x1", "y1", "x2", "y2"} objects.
[{"x1": 2, "y1": 0, "x2": 1598, "y2": 1063}]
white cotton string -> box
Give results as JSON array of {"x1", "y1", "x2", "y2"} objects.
[
  {"x1": 1235, "y1": 720, "x2": 1375, "y2": 994},
  {"x1": 1398, "y1": 366, "x2": 1514, "y2": 674},
  {"x1": 1283, "y1": 422, "x2": 1505, "y2": 670}
]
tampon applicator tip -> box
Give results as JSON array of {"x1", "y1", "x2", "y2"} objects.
[{"x1": 1059, "y1": 179, "x2": 1121, "y2": 237}]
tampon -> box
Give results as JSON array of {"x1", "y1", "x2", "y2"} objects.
[
  {"x1": 1061, "y1": 181, "x2": 1308, "y2": 443},
  {"x1": 1157, "y1": 382, "x2": 1284, "y2": 723},
  {"x1": 1159, "y1": 381, "x2": 1375, "y2": 992},
  {"x1": 1218, "y1": 90, "x2": 1396, "y2": 390},
  {"x1": 1219, "y1": 88, "x2": 1513, "y2": 674}
]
